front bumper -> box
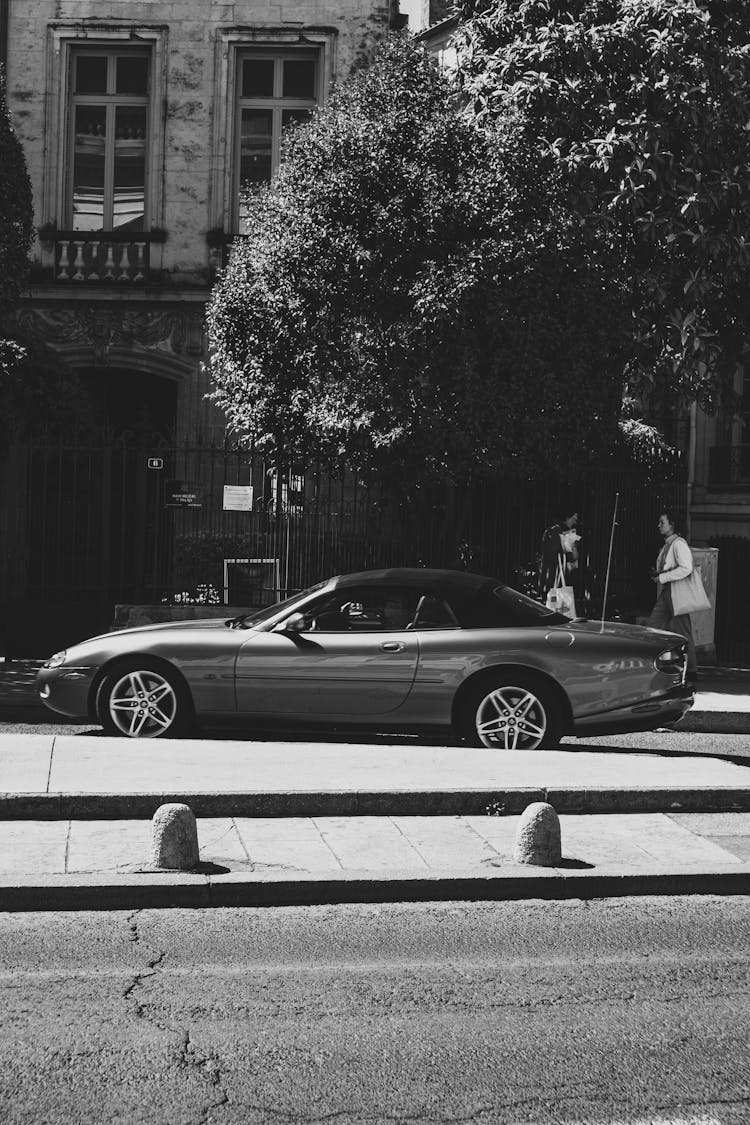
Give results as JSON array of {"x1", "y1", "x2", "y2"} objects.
[
  {"x1": 572, "y1": 686, "x2": 695, "y2": 737},
  {"x1": 37, "y1": 665, "x2": 96, "y2": 719}
]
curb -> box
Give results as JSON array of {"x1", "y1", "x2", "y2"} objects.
[
  {"x1": 2, "y1": 864, "x2": 750, "y2": 912},
  {"x1": 2, "y1": 785, "x2": 750, "y2": 820},
  {"x1": 679, "y1": 711, "x2": 750, "y2": 734}
]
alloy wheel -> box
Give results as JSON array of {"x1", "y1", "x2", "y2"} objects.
[
  {"x1": 474, "y1": 684, "x2": 548, "y2": 750},
  {"x1": 107, "y1": 668, "x2": 179, "y2": 738}
]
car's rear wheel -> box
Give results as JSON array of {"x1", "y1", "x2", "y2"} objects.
[
  {"x1": 462, "y1": 675, "x2": 562, "y2": 750},
  {"x1": 96, "y1": 662, "x2": 192, "y2": 738}
]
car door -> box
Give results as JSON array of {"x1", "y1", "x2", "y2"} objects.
[{"x1": 234, "y1": 585, "x2": 420, "y2": 716}]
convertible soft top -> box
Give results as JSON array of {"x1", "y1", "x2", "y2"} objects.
[{"x1": 332, "y1": 568, "x2": 497, "y2": 596}]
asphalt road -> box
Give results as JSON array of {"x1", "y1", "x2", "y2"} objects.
[
  {"x1": 1, "y1": 897, "x2": 749, "y2": 1124},
  {"x1": 1, "y1": 703, "x2": 749, "y2": 762}
]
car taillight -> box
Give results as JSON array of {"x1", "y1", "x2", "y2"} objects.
[{"x1": 655, "y1": 647, "x2": 686, "y2": 676}]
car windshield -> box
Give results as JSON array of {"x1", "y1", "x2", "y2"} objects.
[{"x1": 232, "y1": 580, "x2": 330, "y2": 627}]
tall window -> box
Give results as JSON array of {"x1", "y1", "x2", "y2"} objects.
[
  {"x1": 236, "y1": 51, "x2": 318, "y2": 230},
  {"x1": 69, "y1": 51, "x2": 150, "y2": 231}
]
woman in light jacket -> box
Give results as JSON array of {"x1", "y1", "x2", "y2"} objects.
[{"x1": 647, "y1": 509, "x2": 697, "y2": 686}]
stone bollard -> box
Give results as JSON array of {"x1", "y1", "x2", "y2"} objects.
[
  {"x1": 150, "y1": 803, "x2": 200, "y2": 870},
  {"x1": 513, "y1": 801, "x2": 562, "y2": 866}
]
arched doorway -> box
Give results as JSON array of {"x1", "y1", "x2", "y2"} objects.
[
  {"x1": 77, "y1": 366, "x2": 177, "y2": 439},
  {"x1": 13, "y1": 367, "x2": 179, "y2": 653}
]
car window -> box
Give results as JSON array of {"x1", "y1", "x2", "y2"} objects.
[
  {"x1": 302, "y1": 586, "x2": 422, "y2": 632},
  {"x1": 465, "y1": 584, "x2": 568, "y2": 628},
  {"x1": 410, "y1": 594, "x2": 458, "y2": 630}
]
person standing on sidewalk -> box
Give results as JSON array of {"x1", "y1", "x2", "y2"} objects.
[
  {"x1": 647, "y1": 509, "x2": 698, "y2": 686},
  {"x1": 539, "y1": 510, "x2": 581, "y2": 601}
]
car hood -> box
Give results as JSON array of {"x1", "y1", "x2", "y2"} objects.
[
  {"x1": 567, "y1": 618, "x2": 681, "y2": 645},
  {"x1": 87, "y1": 617, "x2": 244, "y2": 644}
]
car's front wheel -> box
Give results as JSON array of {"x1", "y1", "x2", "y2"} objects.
[
  {"x1": 96, "y1": 662, "x2": 192, "y2": 738},
  {"x1": 462, "y1": 675, "x2": 562, "y2": 750}
]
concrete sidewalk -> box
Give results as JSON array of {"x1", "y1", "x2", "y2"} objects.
[
  {"x1": 1, "y1": 809, "x2": 750, "y2": 910},
  {"x1": 1, "y1": 730, "x2": 750, "y2": 909},
  {"x1": 2, "y1": 733, "x2": 750, "y2": 818}
]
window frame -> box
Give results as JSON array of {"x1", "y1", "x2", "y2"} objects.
[
  {"x1": 42, "y1": 25, "x2": 167, "y2": 242},
  {"x1": 67, "y1": 48, "x2": 152, "y2": 232},
  {"x1": 211, "y1": 27, "x2": 336, "y2": 236},
  {"x1": 234, "y1": 49, "x2": 320, "y2": 230}
]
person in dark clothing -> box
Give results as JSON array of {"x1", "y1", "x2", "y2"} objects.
[{"x1": 539, "y1": 511, "x2": 580, "y2": 600}]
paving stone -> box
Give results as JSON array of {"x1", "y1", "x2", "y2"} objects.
[
  {"x1": 0, "y1": 821, "x2": 68, "y2": 874},
  {"x1": 66, "y1": 820, "x2": 150, "y2": 873},
  {"x1": 233, "y1": 816, "x2": 342, "y2": 873},
  {"x1": 311, "y1": 816, "x2": 428, "y2": 871},
  {"x1": 390, "y1": 815, "x2": 501, "y2": 869}
]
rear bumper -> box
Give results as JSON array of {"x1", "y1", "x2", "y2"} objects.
[{"x1": 571, "y1": 688, "x2": 694, "y2": 737}]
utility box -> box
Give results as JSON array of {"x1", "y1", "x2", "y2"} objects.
[{"x1": 692, "y1": 546, "x2": 719, "y2": 665}]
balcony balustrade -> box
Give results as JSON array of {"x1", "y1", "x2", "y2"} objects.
[
  {"x1": 56, "y1": 235, "x2": 148, "y2": 282},
  {"x1": 708, "y1": 444, "x2": 750, "y2": 490},
  {"x1": 38, "y1": 229, "x2": 167, "y2": 284}
]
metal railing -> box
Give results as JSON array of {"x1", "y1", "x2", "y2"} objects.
[{"x1": 0, "y1": 431, "x2": 687, "y2": 655}]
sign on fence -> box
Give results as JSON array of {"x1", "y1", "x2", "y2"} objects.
[
  {"x1": 223, "y1": 485, "x2": 254, "y2": 511},
  {"x1": 165, "y1": 480, "x2": 203, "y2": 508}
]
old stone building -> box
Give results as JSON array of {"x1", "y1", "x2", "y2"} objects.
[
  {"x1": 4, "y1": 0, "x2": 402, "y2": 439},
  {"x1": 0, "y1": 1, "x2": 406, "y2": 654}
]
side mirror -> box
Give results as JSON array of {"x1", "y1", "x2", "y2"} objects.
[{"x1": 276, "y1": 612, "x2": 307, "y2": 633}]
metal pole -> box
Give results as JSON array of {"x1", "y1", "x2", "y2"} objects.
[{"x1": 600, "y1": 492, "x2": 619, "y2": 632}]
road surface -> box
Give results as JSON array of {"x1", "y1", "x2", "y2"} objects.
[{"x1": 1, "y1": 897, "x2": 749, "y2": 1123}]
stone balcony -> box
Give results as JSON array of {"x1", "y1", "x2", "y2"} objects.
[{"x1": 38, "y1": 229, "x2": 167, "y2": 285}]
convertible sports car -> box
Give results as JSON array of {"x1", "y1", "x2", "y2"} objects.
[{"x1": 37, "y1": 567, "x2": 694, "y2": 746}]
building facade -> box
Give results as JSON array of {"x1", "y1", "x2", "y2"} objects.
[
  {"x1": 3, "y1": 0, "x2": 401, "y2": 441},
  {"x1": 0, "y1": 0, "x2": 405, "y2": 655}
]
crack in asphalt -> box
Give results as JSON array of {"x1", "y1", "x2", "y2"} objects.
[{"x1": 122, "y1": 911, "x2": 230, "y2": 1122}]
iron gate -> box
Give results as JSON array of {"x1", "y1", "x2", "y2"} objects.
[{"x1": 0, "y1": 431, "x2": 686, "y2": 657}]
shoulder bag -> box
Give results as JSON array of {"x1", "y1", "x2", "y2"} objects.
[{"x1": 670, "y1": 545, "x2": 711, "y2": 616}]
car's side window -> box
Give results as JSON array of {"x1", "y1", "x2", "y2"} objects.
[
  {"x1": 304, "y1": 587, "x2": 421, "y2": 632},
  {"x1": 409, "y1": 594, "x2": 458, "y2": 630}
]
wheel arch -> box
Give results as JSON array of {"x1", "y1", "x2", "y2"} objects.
[
  {"x1": 88, "y1": 653, "x2": 195, "y2": 722},
  {"x1": 451, "y1": 664, "x2": 574, "y2": 735}
]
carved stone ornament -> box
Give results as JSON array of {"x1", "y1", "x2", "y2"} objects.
[{"x1": 14, "y1": 306, "x2": 205, "y2": 365}]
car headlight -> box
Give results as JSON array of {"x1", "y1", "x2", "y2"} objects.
[
  {"x1": 44, "y1": 650, "x2": 67, "y2": 669},
  {"x1": 655, "y1": 647, "x2": 685, "y2": 674}
]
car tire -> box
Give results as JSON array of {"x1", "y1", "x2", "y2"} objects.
[
  {"x1": 96, "y1": 661, "x2": 193, "y2": 739},
  {"x1": 461, "y1": 674, "x2": 562, "y2": 750}
]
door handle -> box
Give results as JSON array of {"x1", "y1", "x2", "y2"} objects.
[{"x1": 380, "y1": 641, "x2": 404, "y2": 652}]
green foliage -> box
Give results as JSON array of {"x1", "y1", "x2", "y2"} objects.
[
  {"x1": 0, "y1": 65, "x2": 37, "y2": 444},
  {"x1": 456, "y1": 0, "x2": 750, "y2": 414},
  {"x1": 0, "y1": 331, "x2": 85, "y2": 443},
  {"x1": 208, "y1": 37, "x2": 630, "y2": 483},
  {"x1": 0, "y1": 65, "x2": 32, "y2": 315}
]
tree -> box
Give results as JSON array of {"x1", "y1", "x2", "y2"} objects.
[
  {"x1": 0, "y1": 67, "x2": 32, "y2": 318},
  {"x1": 0, "y1": 63, "x2": 34, "y2": 440},
  {"x1": 208, "y1": 37, "x2": 630, "y2": 484},
  {"x1": 0, "y1": 66, "x2": 83, "y2": 444},
  {"x1": 456, "y1": 0, "x2": 750, "y2": 416}
]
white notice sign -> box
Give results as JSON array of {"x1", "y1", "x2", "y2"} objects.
[{"x1": 223, "y1": 485, "x2": 254, "y2": 512}]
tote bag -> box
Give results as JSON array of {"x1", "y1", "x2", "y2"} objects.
[
  {"x1": 546, "y1": 558, "x2": 576, "y2": 620},
  {"x1": 671, "y1": 564, "x2": 711, "y2": 616}
]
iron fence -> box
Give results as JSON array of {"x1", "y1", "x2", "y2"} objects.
[{"x1": 0, "y1": 431, "x2": 686, "y2": 657}]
